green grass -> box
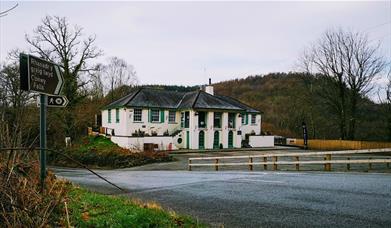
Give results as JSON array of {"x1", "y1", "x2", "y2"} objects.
[{"x1": 68, "y1": 187, "x2": 204, "y2": 227}]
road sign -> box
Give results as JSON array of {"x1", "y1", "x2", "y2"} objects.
[
  {"x1": 47, "y1": 95, "x2": 69, "y2": 107},
  {"x1": 36, "y1": 95, "x2": 69, "y2": 107},
  {"x1": 20, "y1": 54, "x2": 64, "y2": 95},
  {"x1": 19, "y1": 54, "x2": 66, "y2": 191}
]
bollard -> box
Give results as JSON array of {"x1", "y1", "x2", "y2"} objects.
[{"x1": 249, "y1": 157, "x2": 253, "y2": 171}]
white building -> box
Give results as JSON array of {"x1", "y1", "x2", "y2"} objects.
[{"x1": 101, "y1": 83, "x2": 264, "y2": 151}]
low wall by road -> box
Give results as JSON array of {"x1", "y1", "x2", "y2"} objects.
[
  {"x1": 111, "y1": 136, "x2": 177, "y2": 151},
  {"x1": 290, "y1": 139, "x2": 391, "y2": 150},
  {"x1": 249, "y1": 135, "x2": 274, "y2": 147}
]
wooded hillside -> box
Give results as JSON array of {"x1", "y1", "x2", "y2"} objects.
[{"x1": 213, "y1": 72, "x2": 389, "y2": 141}]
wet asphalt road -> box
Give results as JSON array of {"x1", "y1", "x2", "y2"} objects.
[{"x1": 54, "y1": 168, "x2": 391, "y2": 228}]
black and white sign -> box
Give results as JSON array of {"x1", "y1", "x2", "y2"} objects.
[
  {"x1": 37, "y1": 95, "x2": 69, "y2": 107},
  {"x1": 20, "y1": 54, "x2": 64, "y2": 95}
]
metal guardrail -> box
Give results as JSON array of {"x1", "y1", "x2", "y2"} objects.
[{"x1": 188, "y1": 148, "x2": 391, "y2": 171}]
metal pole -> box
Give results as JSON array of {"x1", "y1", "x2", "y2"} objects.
[{"x1": 40, "y1": 94, "x2": 47, "y2": 191}]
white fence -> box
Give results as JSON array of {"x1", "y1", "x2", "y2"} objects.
[{"x1": 188, "y1": 148, "x2": 391, "y2": 171}]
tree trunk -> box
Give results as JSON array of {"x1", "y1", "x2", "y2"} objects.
[
  {"x1": 347, "y1": 90, "x2": 358, "y2": 140},
  {"x1": 338, "y1": 78, "x2": 347, "y2": 140}
]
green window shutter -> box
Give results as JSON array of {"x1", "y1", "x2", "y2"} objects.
[
  {"x1": 148, "y1": 109, "x2": 151, "y2": 123},
  {"x1": 245, "y1": 114, "x2": 248, "y2": 125},
  {"x1": 160, "y1": 110, "x2": 165, "y2": 123},
  {"x1": 108, "y1": 109, "x2": 111, "y2": 123}
]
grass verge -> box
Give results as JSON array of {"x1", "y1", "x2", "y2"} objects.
[
  {"x1": 67, "y1": 186, "x2": 204, "y2": 227},
  {"x1": 48, "y1": 135, "x2": 173, "y2": 169}
]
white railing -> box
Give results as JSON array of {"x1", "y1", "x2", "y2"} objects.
[{"x1": 188, "y1": 148, "x2": 391, "y2": 171}]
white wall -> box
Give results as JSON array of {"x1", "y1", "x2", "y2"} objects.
[
  {"x1": 111, "y1": 136, "x2": 177, "y2": 151},
  {"x1": 126, "y1": 108, "x2": 181, "y2": 136},
  {"x1": 249, "y1": 135, "x2": 274, "y2": 147},
  {"x1": 240, "y1": 113, "x2": 261, "y2": 139},
  {"x1": 101, "y1": 108, "x2": 128, "y2": 136}
]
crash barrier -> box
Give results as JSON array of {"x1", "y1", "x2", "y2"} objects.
[{"x1": 188, "y1": 148, "x2": 391, "y2": 171}]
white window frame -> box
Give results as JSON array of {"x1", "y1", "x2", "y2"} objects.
[
  {"x1": 169, "y1": 111, "x2": 176, "y2": 123},
  {"x1": 151, "y1": 109, "x2": 160, "y2": 122},
  {"x1": 251, "y1": 114, "x2": 257, "y2": 124},
  {"x1": 133, "y1": 109, "x2": 142, "y2": 122}
]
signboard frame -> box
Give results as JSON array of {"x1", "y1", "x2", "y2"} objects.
[{"x1": 20, "y1": 54, "x2": 64, "y2": 96}]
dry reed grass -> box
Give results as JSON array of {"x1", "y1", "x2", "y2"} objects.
[{"x1": 0, "y1": 149, "x2": 69, "y2": 227}]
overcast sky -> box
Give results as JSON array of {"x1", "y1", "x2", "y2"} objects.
[{"x1": 1, "y1": 1, "x2": 390, "y2": 87}]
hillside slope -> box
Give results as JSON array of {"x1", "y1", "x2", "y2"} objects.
[{"x1": 213, "y1": 73, "x2": 388, "y2": 141}]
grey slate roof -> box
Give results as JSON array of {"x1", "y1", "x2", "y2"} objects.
[
  {"x1": 104, "y1": 87, "x2": 260, "y2": 113},
  {"x1": 215, "y1": 95, "x2": 261, "y2": 113}
]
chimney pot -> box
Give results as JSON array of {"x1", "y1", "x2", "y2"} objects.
[{"x1": 209, "y1": 78, "x2": 211, "y2": 85}]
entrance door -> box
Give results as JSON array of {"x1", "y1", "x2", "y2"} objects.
[
  {"x1": 228, "y1": 131, "x2": 234, "y2": 148},
  {"x1": 186, "y1": 131, "x2": 190, "y2": 149},
  {"x1": 213, "y1": 131, "x2": 220, "y2": 149},
  {"x1": 199, "y1": 130, "x2": 205, "y2": 149}
]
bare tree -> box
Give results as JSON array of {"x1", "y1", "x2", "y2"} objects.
[
  {"x1": 25, "y1": 15, "x2": 103, "y2": 138},
  {"x1": 0, "y1": 54, "x2": 34, "y2": 147},
  {"x1": 101, "y1": 56, "x2": 138, "y2": 101},
  {"x1": 301, "y1": 28, "x2": 386, "y2": 140}
]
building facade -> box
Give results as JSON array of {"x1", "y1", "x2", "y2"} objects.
[{"x1": 101, "y1": 85, "x2": 262, "y2": 150}]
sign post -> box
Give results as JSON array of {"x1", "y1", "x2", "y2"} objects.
[
  {"x1": 39, "y1": 94, "x2": 47, "y2": 191},
  {"x1": 302, "y1": 121, "x2": 308, "y2": 150},
  {"x1": 20, "y1": 54, "x2": 65, "y2": 191}
]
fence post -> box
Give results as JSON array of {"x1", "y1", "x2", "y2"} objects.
[
  {"x1": 273, "y1": 156, "x2": 278, "y2": 171},
  {"x1": 263, "y1": 157, "x2": 267, "y2": 170},
  {"x1": 326, "y1": 154, "x2": 331, "y2": 171},
  {"x1": 368, "y1": 157, "x2": 372, "y2": 170},
  {"x1": 249, "y1": 157, "x2": 253, "y2": 171},
  {"x1": 324, "y1": 156, "x2": 327, "y2": 171},
  {"x1": 324, "y1": 155, "x2": 331, "y2": 171},
  {"x1": 215, "y1": 159, "x2": 219, "y2": 171},
  {"x1": 188, "y1": 159, "x2": 192, "y2": 171},
  {"x1": 347, "y1": 157, "x2": 350, "y2": 171},
  {"x1": 295, "y1": 156, "x2": 299, "y2": 171}
]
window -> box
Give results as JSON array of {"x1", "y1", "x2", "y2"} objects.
[
  {"x1": 115, "y1": 108, "x2": 120, "y2": 123},
  {"x1": 169, "y1": 111, "x2": 176, "y2": 123},
  {"x1": 228, "y1": 113, "x2": 236, "y2": 128},
  {"x1": 251, "y1": 114, "x2": 256, "y2": 124},
  {"x1": 108, "y1": 109, "x2": 111, "y2": 123},
  {"x1": 214, "y1": 112, "x2": 222, "y2": 128},
  {"x1": 242, "y1": 113, "x2": 248, "y2": 125},
  {"x1": 198, "y1": 112, "x2": 207, "y2": 128},
  {"x1": 133, "y1": 109, "x2": 142, "y2": 122},
  {"x1": 151, "y1": 109, "x2": 160, "y2": 122}
]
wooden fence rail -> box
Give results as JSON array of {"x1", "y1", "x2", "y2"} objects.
[{"x1": 188, "y1": 148, "x2": 391, "y2": 171}]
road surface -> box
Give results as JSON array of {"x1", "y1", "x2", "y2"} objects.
[{"x1": 55, "y1": 168, "x2": 391, "y2": 227}]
